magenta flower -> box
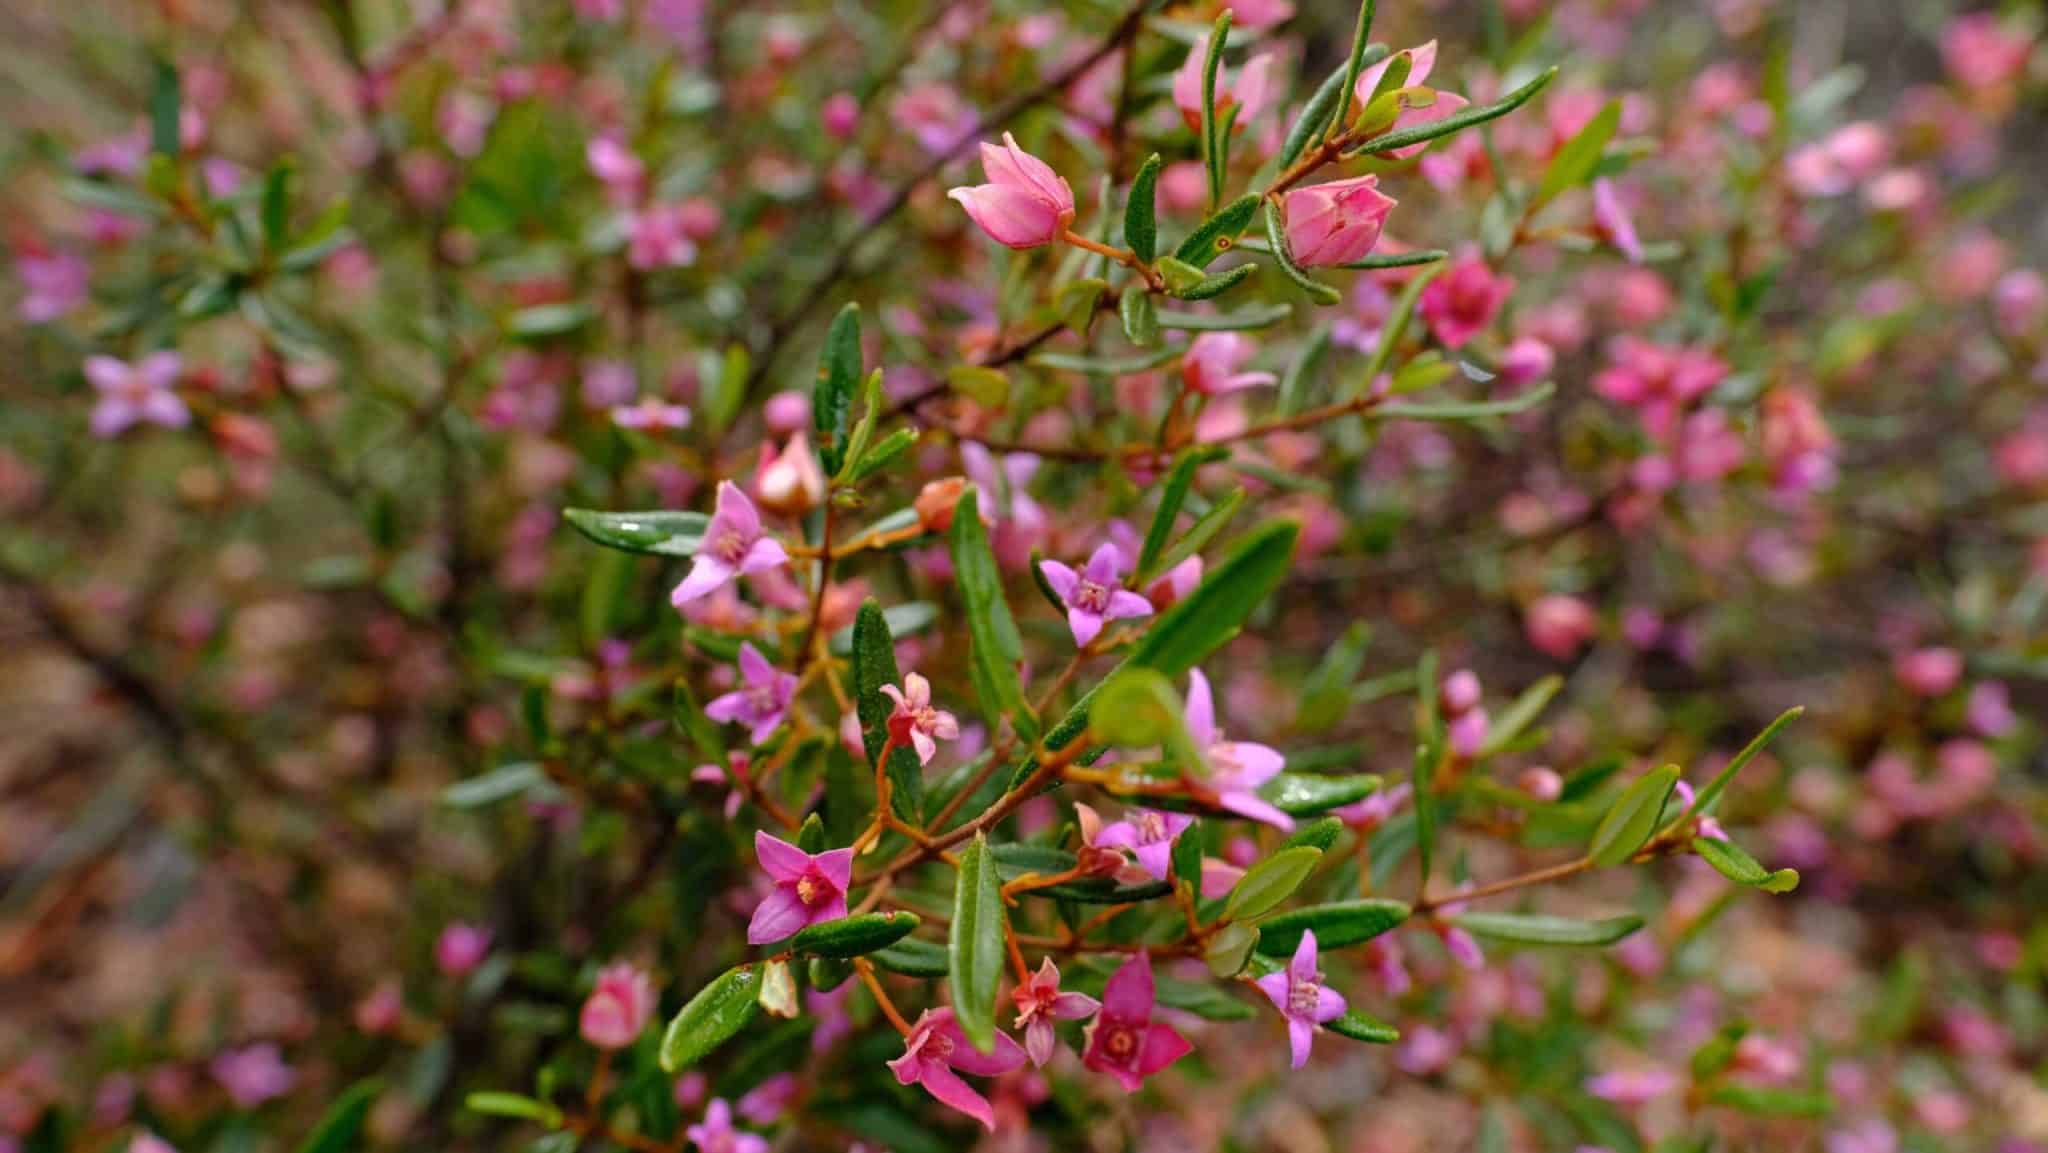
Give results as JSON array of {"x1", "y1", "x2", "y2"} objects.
[
  {"x1": 1254, "y1": 930, "x2": 1348, "y2": 1068},
  {"x1": 1081, "y1": 955, "x2": 1193, "y2": 1091},
  {"x1": 1281, "y1": 175, "x2": 1398, "y2": 267},
  {"x1": 1418, "y1": 255, "x2": 1514, "y2": 349},
  {"x1": 705, "y1": 643, "x2": 796, "y2": 746},
  {"x1": 947, "y1": 132, "x2": 1075, "y2": 250},
  {"x1": 17, "y1": 249, "x2": 89, "y2": 323},
  {"x1": 886, "y1": 1007, "x2": 1027, "y2": 1130},
  {"x1": 1585, "y1": 1066, "x2": 1682, "y2": 1106},
  {"x1": 85, "y1": 353, "x2": 187, "y2": 438},
  {"x1": 627, "y1": 203, "x2": 698, "y2": 270},
  {"x1": 611, "y1": 396, "x2": 692, "y2": 431},
  {"x1": 1180, "y1": 333, "x2": 1278, "y2": 397},
  {"x1": 746, "y1": 831, "x2": 851, "y2": 944},
  {"x1": 1011, "y1": 958, "x2": 1100, "y2": 1067},
  {"x1": 672, "y1": 481, "x2": 790, "y2": 606},
  {"x1": 209, "y1": 1043, "x2": 296, "y2": 1109},
  {"x1": 579, "y1": 962, "x2": 658, "y2": 1051},
  {"x1": 1592, "y1": 179, "x2": 1644, "y2": 264},
  {"x1": 1041, "y1": 543, "x2": 1153, "y2": 648},
  {"x1": 1185, "y1": 669, "x2": 1293, "y2": 831},
  {"x1": 1352, "y1": 41, "x2": 1469, "y2": 158},
  {"x1": 684, "y1": 1098, "x2": 767, "y2": 1153},
  {"x1": 1091, "y1": 807, "x2": 1194, "y2": 881},
  {"x1": 880, "y1": 672, "x2": 960, "y2": 766},
  {"x1": 435, "y1": 922, "x2": 492, "y2": 976}
]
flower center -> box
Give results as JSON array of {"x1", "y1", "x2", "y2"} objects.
[
  {"x1": 1072, "y1": 579, "x2": 1111, "y2": 613},
  {"x1": 923, "y1": 1031, "x2": 954, "y2": 1061},
  {"x1": 1288, "y1": 978, "x2": 1321, "y2": 1018},
  {"x1": 794, "y1": 874, "x2": 830, "y2": 907},
  {"x1": 712, "y1": 528, "x2": 750, "y2": 564},
  {"x1": 1101, "y1": 1022, "x2": 1139, "y2": 1061},
  {"x1": 1135, "y1": 812, "x2": 1170, "y2": 844}
]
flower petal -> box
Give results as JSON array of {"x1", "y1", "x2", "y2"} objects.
[
  {"x1": 672, "y1": 556, "x2": 735, "y2": 606},
  {"x1": 754, "y1": 831, "x2": 812, "y2": 881},
  {"x1": 813, "y1": 847, "x2": 854, "y2": 891},
  {"x1": 1099, "y1": 954, "x2": 1155, "y2": 1021},
  {"x1": 1185, "y1": 669, "x2": 1217, "y2": 747},
  {"x1": 914, "y1": 1063, "x2": 996, "y2": 1130},
  {"x1": 1135, "y1": 1023, "x2": 1194, "y2": 1077},
  {"x1": 745, "y1": 887, "x2": 809, "y2": 944}
]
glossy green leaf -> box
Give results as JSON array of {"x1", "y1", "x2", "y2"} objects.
[
  {"x1": 1173, "y1": 194, "x2": 1261, "y2": 270},
  {"x1": 950, "y1": 488, "x2": 1038, "y2": 741},
  {"x1": 841, "y1": 428, "x2": 918, "y2": 486},
  {"x1": 1055, "y1": 277, "x2": 1110, "y2": 336},
  {"x1": 1204, "y1": 922, "x2": 1259, "y2": 977},
  {"x1": 1693, "y1": 836, "x2": 1799, "y2": 893},
  {"x1": 1224, "y1": 846, "x2": 1323, "y2": 921},
  {"x1": 852, "y1": 600, "x2": 923, "y2": 821},
  {"x1": 1280, "y1": 816, "x2": 1344, "y2": 853},
  {"x1": 1171, "y1": 817, "x2": 1205, "y2": 888},
  {"x1": 1199, "y1": 11, "x2": 1233, "y2": 210},
  {"x1": 1532, "y1": 99, "x2": 1620, "y2": 211},
  {"x1": 1339, "y1": 248, "x2": 1448, "y2": 270},
  {"x1": 1448, "y1": 911, "x2": 1644, "y2": 947},
  {"x1": 815, "y1": 303, "x2": 862, "y2": 474},
  {"x1": 1278, "y1": 60, "x2": 1355, "y2": 168},
  {"x1": 1261, "y1": 772, "x2": 1380, "y2": 816},
  {"x1": 1372, "y1": 382, "x2": 1557, "y2": 423},
  {"x1": 149, "y1": 55, "x2": 181, "y2": 158},
  {"x1": 870, "y1": 937, "x2": 948, "y2": 978},
  {"x1": 1255, "y1": 898, "x2": 1410, "y2": 954},
  {"x1": 262, "y1": 163, "x2": 293, "y2": 254},
  {"x1": 1171, "y1": 262, "x2": 1258, "y2": 301},
  {"x1": 1126, "y1": 153, "x2": 1162, "y2": 264},
  {"x1": 441, "y1": 762, "x2": 557, "y2": 809},
  {"x1": 297, "y1": 1080, "x2": 380, "y2": 1153},
  {"x1": 1034, "y1": 346, "x2": 1181, "y2": 375},
  {"x1": 1588, "y1": 764, "x2": 1680, "y2": 866},
  {"x1": 1327, "y1": 1008, "x2": 1400, "y2": 1044},
  {"x1": 1296, "y1": 621, "x2": 1372, "y2": 732},
  {"x1": 563, "y1": 508, "x2": 707, "y2": 556},
  {"x1": 659, "y1": 966, "x2": 762, "y2": 1071},
  {"x1": 1148, "y1": 487, "x2": 1245, "y2": 581},
  {"x1": 949, "y1": 834, "x2": 1007, "y2": 1054},
  {"x1": 789, "y1": 912, "x2": 922, "y2": 958},
  {"x1": 1120, "y1": 286, "x2": 1159, "y2": 347},
  {"x1": 1412, "y1": 743, "x2": 1439, "y2": 882}
]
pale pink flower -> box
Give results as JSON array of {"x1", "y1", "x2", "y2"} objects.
[
  {"x1": 436, "y1": 922, "x2": 492, "y2": 976},
  {"x1": 16, "y1": 249, "x2": 89, "y2": 323},
  {"x1": 85, "y1": 353, "x2": 187, "y2": 438},
  {"x1": 1185, "y1": 668, "x2": 1292, "y2": 830},
  {"x1": 1419, "y1": 255, "x2": 1514, "y2": 349},
  {"x1": 1352, "y1": 41, "x2": 1470, "y2": 158},
  {"x1": 580, "y1": 963, "x2": 658, "y2": 1050},
  {"x1": 887, "y1": 1008, "x2": 1026, "y2": 1130},
  {"x1": 672, "y1": 482, "x2": 790, "y2": 606},
  {"x1": 1171, "y1": 33, "x2": 1276, "y2": 131},
  {"x1": 1011, "y1": 958, "x2": 1099, "y2": 1067},
  {"x1": 948, "y1": 133, "x2": 1075, "y2": 249},
  {"x1": 704, "y1": 644, "x2": 797, "y2": 747},
  {"x1": 210, "y1": 1044, "x2": 296, "y2": 1108},
  {"x1": 1090, "y1": 807, "x2": 1195, "y2": 881},
  {"x1": 685, "y1": 1099, "x2": 767, "y2": 1153},
  {"x1": 1040, "y1": 543, "x2": 1153, "y2": 648},
  {"x1": 1255, "y1": 930, "x2": 1348, "y2": 1068},
  {"x1": 1181, "y1": 333, "x2": 1277, "y2": 397},
  {"x1": 881, "y1": 672, "x2": 960, "y2": 766},
  {"x1": 1281, "y1": 175, "x2": 1397, "y2": 267}
]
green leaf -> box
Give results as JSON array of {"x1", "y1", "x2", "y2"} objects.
[
  {"x1": 1125, "y1": 153, "x2": 1161, "y2": 264},
  {"x1": 1338, "y1": 249, "x2": 1448, "y2": 271},
  {"x1": 1412, "y1": 743, "x2": 1438, "y2": 882},
  {"x1": 948, "y1": 834, "x2": 1007, "y2": 1054},
  {"x1": 1448, "y1": 911, "x2": 1644, "y2": 947},
  {"x1": 1156, "y1": 302, "x2": 1292, "y2": 331},
  {"x1": 1372, "y1": 382, "x2": 1556, "y2": 422},
  {"x1": 1351, "y1": 67, "x2": 1558, "y2": 157},
  {"x1": 1172, "y1": 194, "x2": 1261, "y2": 270},
  {"x1": 797, "y1": 813, "x2": 827, "y2": 853},
  {"x1": 946, "y1": 364, "x2": 1009, "y2": 407},
  {"x1": 1324, "y1": 0, "x2": 1380, "y2": 145},
  {"x1": 852, "y1": 600, "x2": 924, "y2": 822},
  {"x1": 1120, "y1": 286, "x2": 1159, "y2": 347},
  {"x1": 1531, "y1": 99, "x2": 1619, "y2": 211},
  {"x1": 870, "y1": 937, "x2": 948, "y2": 978},
  {"x1": 506, "y1": 301, "x2": 596, "y2": 338},
  {"x1": 1224, "y1": 846, "x2": 1323, "y2": 921},
  {"x1": 841, "y1": 428, "x2": 918, "y2": 486},
  {"x1": 1350, "y1": 264, "x2": 1441, "y2": 401},
  {"x1": 1261, "y1": 198, "x2": 1342, "y2": 305},
  {"x1": 1199, "y1": 11, "x2": 1233, "y2": 211},
  {"x1": 1327, "y1": 1008, "x2": 1400, "y2": 1044},
  {"x1": 441, "y1": 762, "x2": 558, "y2": 809},
  {"x1": 296, "y1": 1080, "x2": 380, "y2": 1153},
  {"x1": 1170, "y1": 262, "x2": 1259, "y2": 301},
  {"x1": 1261, "y1": 772, "x2": 1381, "y2": 816},
  {"x1": 1090, "y1": 668, "x2": 1208, "y2": 777},
  {"x1": 1171, "y1": 818, "x2": 1205, "y2": 888},
  {"x1": 563, "y1": 508, "x2": 707, "y2": 556},
  {"x1": 1034, "y1": 346, "x2": 1181, "y2": 376},
  {"x1": 464, "y1": 1092, "x2": 563, "y2": 1129},
  {"x1": 789, "y1": 912, "x2": 921, "y2": 958},
  {"x1": 1588, "y1": 764, "x2": 1680, "y2": 866},
  {"x1": 1137, "y1": 446, "x2": 1230, "y2": 583},
  {"x1": 1690, "y1": 707, "x2": 1803, "y2": 817},
  {"x1": 262, "y1": 163, "x2": 293, "y2": 254},
  {"x1": 1478, "y1": 675, "x2": 1562, "y2": 757},
  {"x1": 1148, "y1": 487, "x2": 1245, "y2": 581},
  {"x1": 950, "y1": 489, "x2": 1039, "y2": 741},
  {"x1": 659, "y1": 966, "x2": 761, "y2": 1072},
  {"x1": 1296, "y1": 621, "x2": 1372, "y2": 732},
  {"x1": 1255, "y1": 899, "x2": 1409, "y2": 954},
  {"x1": 1055, "y1": 277, "x2": 1110, "y2": 336},
  {"x1": 1705, "y1": 1086, "x2": 1832, "y2": 1118},
  {"x1": 1204, "y1": 922, "x2": 1259, "y2": 977},
  {"x1": 815, "y1": 303, "x2": 862, "y2": 474},
  {"x1": 150, "y1": 55, "x2": 181, "y2": 158},
  {"x1": 1280, "y1": 817, "x2": 1344, "y2": 853},
  {"x1": 1693, "y1": 836, "x2": 1799, "y2": 894},
  {"x1": 1278, "y1": 60, "x2": 1353, "y2": 169}
]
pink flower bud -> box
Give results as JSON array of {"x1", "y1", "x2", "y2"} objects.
[
  {"x1": 580, "y1": 963, "x2": 658, "y2": 1050},
  {"x1": 947, "y1": 133, "x2": 1075, "y2": 249},
  {"x1": 1280, "y1": 175, "x2": 1398, "y2": 267},
  {"x1": 1441, "y1": 669, "x2": 1483, "y2": 714},
  {"x1": 1893, "y1": 646, "x2": 1963, "y2": 697},
  {"x1": 821, "y1": 92, "x2": 860, "y2": 139},
  {"x1": 1525, "y1": 594, "x2": 1598, "y2": 659}
]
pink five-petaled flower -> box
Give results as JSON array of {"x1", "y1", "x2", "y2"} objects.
[
  {"x1": 672, "y1": 481, "x2": 790, "y2": 606},
  {"x1": 1081, "y1": 955, "x2": 1194, "y2": 1091},
  {"x1": 1041, "y1": 543, "x2": 1153, "y2": 648},
  {"x1": 1418, "y1": 254, "x2": 1515, "y2": 349},
  {"x1": 1090, "y1": 806, "x2": 1194, "y2": 881},
  {"x1": 746, "y1": 831, "x2": 852, "y2": 944},
  {"x1": 1352, "y1": 41, "x2": 1470, "y2": 159},
  {"x1": 1180, "y1": 333, "x2": 1279, "y2": 397},
  {"x1": 1281, "y1": 175, "x2": 1398, "y2": 268},
  {"x1": 1011, "y1": 958, "x2": 1100, "y2": 1067},
  {"x1": 1171, "y1": 31, "x2": 1275, "y2": 132},
  {"x1": 947, "y1": 132, "x2": 1075, "y2": 250},
  {"x1": 1185, "y1": 669, "x2": 1294, "y2": 831},
  {"x1": 86, "y1": 353, "x2": 188, "y2": 439},
  {"x1": 684, "y1": 1098, "x2": 767, "y2": 1153},
  {"x1": 1255, "y1": 930, "x2": 1348, "y2": 1068},
  {"x1": 880, "y1": 672, "x2": 960, "y2": 766},
  {"x1": 704, "y1": 643, "x2": 797, "y2": 746},
  {"x1": 886, "y1": 1007, "x2": 1027, "y2": 1131},
  {"x1": 579, "y1": 962, "x2": 658, "y2": 1050}
]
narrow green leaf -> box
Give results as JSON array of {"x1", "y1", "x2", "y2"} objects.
[
  {"x1": 1278, "y1": 322, "x2": 1331, "y2": 416},
  {"x1": 1350, "y1": 264, "x2": 1441, "y2": 400},
  {"x1": 659, "y1": 966, "x2": 762, "y2": 1071},
  {"x1": 1338, "y1": 249, "x2": 1449, "y2": 270},
  {"x1": 1262, "y1": 198, "x2": 1342, "y2": 305},
  {"x1": 1693, "y1": 836, "x2": 1800, "y2": 894},
  {"x1": 1531, "y1": 99, "x2": 1620, "y2": 211},
  {"x1": 948, "y1": 834, "x2": 1007, "y2": 1054},
  {"x1": 815, "y1": 303, "x2": 862, "y2": 474},
  {"x1": 1171, "y1": 262, "x2": 1258, "y2": 301},
  {"x1": 1324, "y1": 0, "x2": 1380, "y2": 144},
  {"x1": 852, "y1": 600, "x2": 925, "y2": 822},
  {"x1": 841, "y1": 428, "x2": 918, "y2": 485},
  {"x1": 1200, "y1": 11, "x2": 1233, "y2": 211},
  {"x1": 1156, "y1": 301, "x2": 1292, "y2": 331},
  {"x1": 1034, "y1": 346, "x2": 1181, "y2": 375},
  {"x1": 1204, "y1": 922, "x2": 1259, "y2": 977},
  {"x1": 1278, "y1": 59, "x2": 1353, "y2": 169},
  {"x1": 1690, "y1": 707, "x2": 1804, "y2": 817},
  {"x1": 507, "y1": 302, "x2": 596, "y2": 338},
  {"x1": 1588, "y1": 764, "x2": 1680, "y2": 866},
  {"x1": 1120, "y1": 286, "x2": 1159, "y2": 347},
  {"x1": 1171, "y1": 817, "x2": 1206, "y2": 888},
  {"x1": 1172, "y1": 194, "x2": 1261, "y2": 269},
  {"x1": 262, "y1": 163, "x2": 293, "y2": 254},
  {"x1": 1296, "y1": 621, "x2": 1372, "y2": 732},
  {"x1": 1125, "y1": 153, "x2": 1162, "y2": 264},
  {"x1": 1280, "y1": 817, "x2": 1344, "y2": 853},
  {"x1": 1224, "y1": 846, "x2": 1323, "y2": 921},
  {"x1": 1477, "y1": 675, "x2": 1562, "y2": 757},
  {"x1": 563, "y1": 508, "x2": 706, "y2": 556},
  {"x1": 442, "y1": 763, "x2": 557, "y2": 809},
  {"x1": 1148, "y1": 487, "x2": 1245, "y2": 580},
  {"x1": 1255, "y1": 898, "x2": 1410, "y2": 954},
  {"x1": 1261, "y1": 772, "x2": 1380, "y2": 816},
  {"x1": 871, "y1": 937, "x2": 949, "y2": 978},
  {"x1": 149, "y1": 55, "x2": 181, "y2": 158},
  {"x1": 950, "y1": 488, "x2": 1038, "y2": 741},
  {"x1": 790, "y1": 912, "x2": 921, "y2": 958},
  {"x1": 1055, "y1": 277, "x2": 1111, "y2": 336},
  {"x1": 296, "y1": 1080, "x2": 380, "y2": 1153},
  {"x1": 464, "y1": 1092, "x2": 563, "y2": 1128},
  {"x1": 1413, "y1": 743, "x2": 1438, "y2": 882},
  {"x1": 1705, "y1": 1086, "x2": 1833, "y2": 1118},
  {"x1": 1373, "y1": 382, "x2": 1556, "y2": 422},
  {"x1": 1448, "y1": 911, "x2": 1644, "y2": 947},
  {"x1": 1138, "y1": 446, "x2": 1230, "y2": 582},
  {"x1": 1351, "y1": 67, "x2": 1558, "y2": 157},
  {"x1": 1327, "y1": 1008, "x2": 1400, "y2": 1044}
]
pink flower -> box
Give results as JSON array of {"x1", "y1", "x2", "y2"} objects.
[
  {"x1": 1041, "y1": 543, "x2": 1153, "y2": 648},
  {"x1": 1525, "y1": 594, "x2": 1598, "y2": 659},
  {"x1": 580, "y1": 962, "x2": 658, "y2": 1050},
  {"x1": 1011, "y1": 958, "x2": 1100, "y2": 1067},
  {"x1": 821, "y1": 91, "x2": 860, "y2": 139},
  {"x1": 1185, "y1": 669, "x2": 1293, "y2": 830},
  {"x1": 1441, "y1": 669, "x2": 1482, "y2": 713},
  {"x1": 1352, "y1": 41, "x2": 1470, "y2": 159},
  {"x1": 1090, "y1": 806, "x2": 1195, "y2": 881},
  {"x1": 1967, "y1": 681, "x2": 2016, "y2": 737},
  {"x1": 353, "y1": 980, "x2": 403, "y2": 1035},
  {"x1": 1254, "y1": 930, "x2": 1348, "y2": 1068},
  {"x1": 627, "y1": 204, "x2": 699, "y2": 270},
  {"x1": 1171, "y1": 33, "x2": 1275, "y2": 131},
  {"x1": 85, "y1": 353, "x2": 187, "y2": 438},
  {"x1": 1222, "y1": 0, "x2": 1293, "y2": 29},
  {"x1": 1180, "y1": 333, "x2": 1278, "y2": 397},
  {"x1": 753, "y1": 431, "x2": 826, "y2": 516},
  {"x1": 880, "y1": 672, "x2": 960, "y2": 766},
  {"x1": 209, "y1": 1044, "x2": 296, "y2": 1108},
  {"x1": 947, "y1": 133, "x2": 1075, "y2": 250},
  {"x1": 611, "y1": 396, "x2": 692, "y2": 431},
  {"x1": 1942, "y1": 12, "x2": 2034, "y2": 93},
  {"x1": 1592, "y1": 179, "x2": 1643, "y2": 263},
  {"x1": 1419, "y1": 255, "x2": 1513, "y2": 349},
  {"x1": 129, "y1": 1134, "x2": 177, "y2": 1153},
  {"x1": 1894, "y1": 646, "x2": 1963, "y2": 697},
  {"x1": 1280, "y1": 175, "x2": 1397, "y2": 267},
  {"x1": 1081, "y1": 955, "x2": 1194, "y2": 1091},
  {"x1": 886, "y1": 1008, "x2": 1026, "y2": 1130},
  {"x1": 1585, "y1": 1066, "x2": 1681, "y2": 1105},
  {"x1": 747, "y1": 831, "x2": 852, "y2": 944},
  {"x1": 16, "y1": 249, "x2": 88, "y2": 323},
  {"x1": 435, "y1": 922, "x2": 492, "y2": 976},
  {"x1": 684, "y1": 1098, "x2": 767, "y2": 1153},
  {"x1": 672, "y1": 482, "x2": 791, "y2": 606},
  {"x1": 705, "y1": 643, "x2": 797, "y2": 746}
]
